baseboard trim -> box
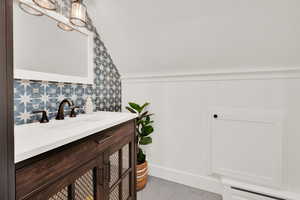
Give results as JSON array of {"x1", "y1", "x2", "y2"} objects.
[
  {"x1": 122, "y1": 67, "x2": 300, "y2": 83},
  {"x1": 148, "y1": 164, "x2": 223, "y2": 195}
]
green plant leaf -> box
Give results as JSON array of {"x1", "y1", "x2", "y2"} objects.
[
  {"x1": 146, "y1": 116, "x2": 150, "y2": 122},
  {"x1": 145, "y1": 113, "x2": 154, "y2": 118},
  {"x1": 136, "y1": 119, "x2": 143, "y2": 125},
  {"x1": 137, "y1": 148, "x2": 146, "y2": 164},
  {"x1": 139, "y1": 111, "x2": 149, "y2": 120},
  {"x1": 139, "y1": 136, "x2": 152, "y2": 145},
  {"x1": 125, "y1": 106, "x2": 137, "y2": 113},
  {"x1": 129, "y1": 102, "x2": 142, "y2": 113},
  {"x1": 144, "y1": 116, "x2": 154, "y2": 125},
  {"x1": 141, "y1": 125, "x2": 154, "y2": 136},
  {"x1": 140, "y1": 102, "x2": 150, "y2": 111}
]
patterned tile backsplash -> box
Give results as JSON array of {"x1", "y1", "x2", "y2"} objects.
[{"x1": 14, "y1": 10, "x2": 122, "y2": 125}]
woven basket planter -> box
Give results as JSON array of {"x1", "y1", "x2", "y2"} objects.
[{"x1": 136, "y1": 161, "x2": 148, "y2": 191}]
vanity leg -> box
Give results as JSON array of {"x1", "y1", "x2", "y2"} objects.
[{"x1": 131, "y1": 123, "x2": 137, "y2": 200}]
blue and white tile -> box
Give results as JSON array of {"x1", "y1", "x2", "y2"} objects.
[
  {"x1": 14, "y1": 99, "x2": 25, "y2": 119},
  {"x1": 19, "y1": 93, "x2": 31, "y2": 105},
  {"x1": 46, "y1": 98, "x2": 59, "y2": 113},
  {"x1": 94, "y1": 57, "x2": 101, "y2": 66},
  {"x1": 85, "y1": 85, "x2": 94, "y2": 96},
  {"x1": 75, "y1": 97, "x2": 85, "y2": 107},
  {"x1": 14, "y1": 80, "x2": 25, "y2": 99},
  {"x1": 27, "y1": 98, "x2": 45, "y2": 113},
  {"x1": 102, "y1": 51, "x2": 109, "y2": 60},
  {"x1": 58, "y1": 94, "x2": 66, "y2": 102},
  {"x1": 71, "y1": 94, "x2": 77, "y2": 102},
  {"x1": 109, "y1": 88, "x2": 114, "y2": 96},
  {"x1": 18, "y1": 111, "x2": 32, "y2": 124},
  {"x1": 27, "y1": 81, "x2": 44, "y2": 99},
  {"x1": 99, "y1": 42, "x2": 106, "y2": 52},
  {"x1": 94, "y1": 77, "x2": 101, "y2": 86},
  {"x1": 102, "y1": 88, "x2": 108, "y2": 97},
  {"x1": 94, "y1": 36, "x2": 102, "y2": 46},
  {"x1": 94, "y1": 67, "x2": 101, "y2": 76},
  {"x1": 62, "y1": 84, "x2": 74, "y2": 97},
  {"x1": 46, "y1": 83, "x2": 61, "y2": 98},
  {"x1": 20, "y1": 79, "x2": 31, "y2": 87},
  {"x1": 98, "y1": 64, "x2": 104, "y2": 71},
  {"x1": 75, "y1": 85, "x2": 84, "y2": 96},
  {"x1": 94, "y1": 47, "x2": 101, "y2": 56}
]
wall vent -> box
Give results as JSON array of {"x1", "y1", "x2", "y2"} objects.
[{"x1": 231, "y1": 187, "x2": 286, "y2": 200}]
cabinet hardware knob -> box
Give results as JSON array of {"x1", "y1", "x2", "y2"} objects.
[{"x1": 213, "y1": 114, "x2": 218, "y2": 119}]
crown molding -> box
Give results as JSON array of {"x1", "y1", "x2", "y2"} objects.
[{"x1": 121, "y1": 67, "x2": 300, "y2": 83}]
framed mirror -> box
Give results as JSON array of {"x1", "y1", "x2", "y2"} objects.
[{"x1": 13, "y1": 0, "x2": 94, "y2": 84}]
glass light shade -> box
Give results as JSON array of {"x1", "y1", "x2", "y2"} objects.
[
  {"x1": 57, "y1": 22, "x2": 73, "y2": 31},
  {"x1": 70, "y1": 1, "x2": 87, "y2": 27},
  {"x1": 19, "y1": 2, "x2": 43, "y2": 16},
  {"x1": 33, "y1": 0, "x2": 57, "y2": 10}
]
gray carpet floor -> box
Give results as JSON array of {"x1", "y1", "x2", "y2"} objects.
[{"x1": 137, "y1": 177, "x2": 222, "y2": 200}]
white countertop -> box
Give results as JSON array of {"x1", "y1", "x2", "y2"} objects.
[{"x1": 15, "y1": 111, "x2": 137, "y2": 163}]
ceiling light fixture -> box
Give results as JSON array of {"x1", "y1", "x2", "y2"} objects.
[
  {"x1": 19, "y1": 2, "x2": 44, "y2": 16},
  {"x1": 33, "y1": 0, "x2": 57, "y2": 10},
  {"x1": 57, "y1": 22, "x2": 74, "y2": 31},
  {"x1": 69, "y1": 0, "x2": 87, "y2": 27}
]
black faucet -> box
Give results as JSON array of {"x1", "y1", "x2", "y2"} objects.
[
  {"x1": 70, "y1": 106, "x2": 80, "y2": 118},
  {"x1": 32, "y1": 110, "x2": 49, "y2": 123},
  {"x1": 56, "y1": 99, "x2": 74, "y2": 120}
]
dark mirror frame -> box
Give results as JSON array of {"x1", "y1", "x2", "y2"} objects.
[{"x1": 0, "y1": 0, "x2": 15, "y2": 198}]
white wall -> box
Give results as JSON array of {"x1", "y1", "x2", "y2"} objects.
[
  {"x1": 87, "y1": 0, "x2": 300, "y2": 195},
  {"x1": 122, "y1": 72, "x2": 300, "y2": 195},
  {"x1": 89, "y1": 0, "x2": 300, "y2": 76}
]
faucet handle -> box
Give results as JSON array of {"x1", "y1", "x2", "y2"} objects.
[
  {"x1": 70, "y1": 106, "x2": 80, "y2": 118},
  {"x1": 32, "y1": 110, "x2": 49, "y2": 123}
]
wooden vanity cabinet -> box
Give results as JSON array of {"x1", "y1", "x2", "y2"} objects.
[{"x1": 15, "y1": 120, "x2": 137, "y2": 200}]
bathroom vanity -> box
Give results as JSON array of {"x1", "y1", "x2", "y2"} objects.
[{"x1": 15, "y1": 112, "x2": 137, "y2": 200}]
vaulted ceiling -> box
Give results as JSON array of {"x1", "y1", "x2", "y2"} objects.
[{"x1": 88, "y1": 0, "x2": 300, "y2": 76}]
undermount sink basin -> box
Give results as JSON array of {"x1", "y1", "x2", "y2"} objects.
[
  {"x1": 14, "y1": 111, "x2": 137, "y2": 163},
  {"x1": 37, "y1": 113, "x2": 107, "y2": 129}
]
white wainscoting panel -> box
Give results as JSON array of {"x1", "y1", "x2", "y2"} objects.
[
  {"x1": 123, "y1": 71, "x2": 300, "y2": 194},
  {"x1": 209, "y1": 108, "x2": 285, "y2": 189}
]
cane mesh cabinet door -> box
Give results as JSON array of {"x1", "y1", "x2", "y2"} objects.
[
  {"x1": 48, "y1": 187, "x2": 69, "y2": 200},
  {"x1": 109, "y1": 142, "x2": 135, "y2": 200},
  {"x1": 28, "y1": 157, "x2": 104, "y2": 200}
]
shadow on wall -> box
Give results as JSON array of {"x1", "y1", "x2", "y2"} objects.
[{"x1": 14, "y1": 1, "x2": 122, "y2": 125}]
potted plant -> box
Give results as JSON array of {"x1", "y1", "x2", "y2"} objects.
[{"x1": 126, "y1": 102, "x2": 154, "y2": 191}]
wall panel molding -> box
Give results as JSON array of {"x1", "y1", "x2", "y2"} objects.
[{"x1": 122, "y1": 67, "x2": 300, "y2": 83}]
